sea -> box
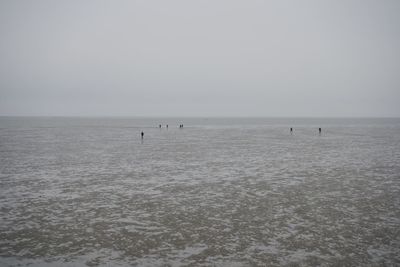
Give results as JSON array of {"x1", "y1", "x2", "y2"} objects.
[{"x1": 0, "y1": 117, "x2": 399, "y2": 266}]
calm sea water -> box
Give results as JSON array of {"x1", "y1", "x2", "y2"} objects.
[{"x1": 0, "y1": 117, "x2": 399, "y2": 266}]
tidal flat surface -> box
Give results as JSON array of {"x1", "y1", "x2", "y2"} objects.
[{"x1": 0, "y1": 117, "x2": 399, "y2": 266}]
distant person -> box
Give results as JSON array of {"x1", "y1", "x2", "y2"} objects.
[
  {"x1": 141, "y1": 131, "x2": 144, "y2": 138},
  {"x1": 166, "y1": 124, "x2": 168, "y2": 129},
  {"x1": 290, "y1": 127, "x2": 293, "y2": 134},
  {"x1": 319, "y1": 128, "x2": 322, "y2": 134},
  {"x1": 159, "y1": 124, "x2": 161, "y2": 128}
]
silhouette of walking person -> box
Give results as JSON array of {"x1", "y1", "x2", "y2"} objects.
[
  {"x1": 290, "y1": 127, "x2": 293, "y2": 134},
  {"x1": 141, "y1": 131, "x2": 144, "y2": 138},
  {"x1": 319, "y1": 128, "x2": 322, "y2": 134}
]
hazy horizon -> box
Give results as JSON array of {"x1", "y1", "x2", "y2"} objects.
[
  {"x1": 1, "y1": 0, "x2": 400, "y2": 117},
  {"x1": 1, "y1": 115, "x2": 400, "y2": 119}
]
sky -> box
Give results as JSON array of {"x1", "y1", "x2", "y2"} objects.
[{"x1": 0, "y1": 0, "x2": 399, "y2": 117}]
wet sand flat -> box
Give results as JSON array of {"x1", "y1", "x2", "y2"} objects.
[{"x1": 0, "y1": 117, "x2": 399, "y2": 266}]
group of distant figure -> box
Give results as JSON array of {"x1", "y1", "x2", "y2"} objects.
[
  {"x1": 141, "y1": 124, "x2": 184, "y2": 138},
  {"x1": 157, "y1": 124, "x2": 184, "y2": 129},
  {"x1": 290, "y1": 127, "x2": 322, "y2": 134},
  {"x1": 141, "y1": 125, "x2": 321, "y2": 139}
]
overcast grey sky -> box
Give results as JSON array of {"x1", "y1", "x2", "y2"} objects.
[{"x1": 0, "y1": 0, "x2": 399, "y2": 117}]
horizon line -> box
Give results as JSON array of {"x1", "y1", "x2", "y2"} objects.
[{"x1": 1, "y1": 115, "x2": 400, "y2": 119}]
